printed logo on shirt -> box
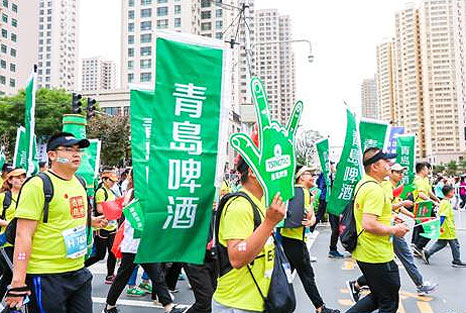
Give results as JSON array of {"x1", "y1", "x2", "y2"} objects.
[{"x1": 69, "y1": 196, "x2": 85, "y2": 219}]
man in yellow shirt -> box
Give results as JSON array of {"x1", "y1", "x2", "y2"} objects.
[
  {"x1": 212, "y1": 157, "x2": 285, "y2": 313},
  {"x1": 5, "y1": 132, "x2": 107, "y2": 312},
  {"x1": 346, "y1": 148, "x2": 409, "y2": 313}
]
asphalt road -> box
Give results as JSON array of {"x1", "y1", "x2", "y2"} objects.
[{"x1": 91, "y1": 210, "x2": 466, "y2": 313}]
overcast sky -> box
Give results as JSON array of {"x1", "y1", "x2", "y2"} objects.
[{"x1": 79, "y1": 0, "x2": 415, "y2": 146}]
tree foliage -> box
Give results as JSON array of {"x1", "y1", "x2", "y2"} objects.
[
  {"x1": 87, "y1": 114, "x2": 130, "y2": 167},
  {"x1": 0, "y1": 88, "x2": 71, "y2": 157},
  {"x1": 295, "y1": 129, "x2": 324, "y2": 167}
]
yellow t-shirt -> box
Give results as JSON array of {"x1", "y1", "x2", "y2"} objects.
[
  {"x1": 15, "y1": 172, "x2": 88, "y2": 274},
  {"x1": 413, "y1": 176, "x2": 431, "y2": 202},
  {"x1": 352, "y1": 175, "x2": 394, "y2": 263},
  {"x1": 95, "y1": 186, "x2": 117, "y2": 231},
  {"x1": 439, "y1": 199, "x2": 456, "y2": 240},
  {"x1": 213, "y1": 189, "x2": 274, "y2": 312},
  {"x1": 280, "y1": 186, "x2": 310, "y2": 241},
  {"x1": 0, "y1": 191, "x2": 17, "y2": 248}
]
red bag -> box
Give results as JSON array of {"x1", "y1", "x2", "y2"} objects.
[
  {"x1": 111, "y1": 223, "x2": 125, "y2": 259},
  {"x1": 102, "y1": 197, "x2": 125, "y2": 220}
]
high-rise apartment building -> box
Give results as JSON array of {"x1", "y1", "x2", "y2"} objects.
[
  {"x1": 361, "y1": 77, "x2": 378, "y2": 119},
  {"x1": 255, "y1": 9, "x2": 296, "y2": 125},
  {"x1": 453, "y1": 0, "x2": 466, "y2": 153},
  {"x1": 81, "y1": 57, "x2": 117, "y2": 91},
  {"x1": 0, "y1": 0, "x2": 38, "y2": 95},
  {"x1": 376, "y1": 41, "x2": 395, "y2": 122},
  {"x1": 36, "y1": 0, "x2": 79, "y2": 91}
]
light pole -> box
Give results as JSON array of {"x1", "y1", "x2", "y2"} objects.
[{"x1": 254, "y1": 39, "x2": 314, "y2": 63}]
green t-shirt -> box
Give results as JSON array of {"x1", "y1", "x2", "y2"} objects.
[
  {"x1": 95, "y1": 185, "x2": 117, "y2": 231},
  {"x1": 213, "y1": 188, "x2": 274, "y2": 312},
  {"x1": 15, "y1": 171, "x2": 88, "y2": 274},
  {"x1": 439, "y1": 199, "x2": 456, "y2": 240},
  {"x1": 352, "y1": 175, "x2": 394, "y2": 263},
  {"x1": 0, "y1": 191, "x2": 17, "y2": 248}
]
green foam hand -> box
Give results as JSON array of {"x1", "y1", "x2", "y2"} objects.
[{"x1": 230, "y1": 77, "x2": 303, "y2": 206}]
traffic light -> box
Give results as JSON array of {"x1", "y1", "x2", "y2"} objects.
[
  {"x1": 87, "y1": 98, "x2": 97, "y2": 119},
  {"x1": 72, "y1": 93, "x2": 83, "y2": 114}
]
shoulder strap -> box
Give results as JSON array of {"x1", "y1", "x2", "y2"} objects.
[
  {"x1": 37, "y1": 172, "x2": 54, "y2": 223},
  {"x1": 2, "y1": 190, "x2": 12, "y2": 220},
  {"x1": 353, "y1": 180, "x2": 378, "y2": 201}
]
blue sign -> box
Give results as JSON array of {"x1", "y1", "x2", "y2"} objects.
[{"x1": 388, "y1": 126, "x2": 405, "y2": 154}]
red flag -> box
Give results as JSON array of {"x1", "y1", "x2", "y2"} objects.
[
  {"x1": 393, "y1": 184, "x2": 404, "y2": 198},
  {"x1": 111, "y1": 224, "x2": 125, "y2": 259},
  {"x1": 102, "y1": 197, "x2": 124, "y2": 220}
]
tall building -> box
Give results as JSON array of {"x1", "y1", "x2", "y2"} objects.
[
  {"x1": 360, "y1": 77, "x2": 378, "y2": 119},
  {"x1": 0, "y1": 0, "x2": 38, "y2": 95},
  {"x1": 36, "y1": 0, "x2": 79, "y2": 91},
  {"x1": 419, "y1": 0, "x2": 464, "y2": 163},
  {"x1": 255, "y1": 9, "x2": 296, "y2": 125},
  {"x1": 376, "y1": 41, "x2": 395, "y2": 122},
  {"x1": 81, "y1": 57, "x2": 117, "y2": 92}
]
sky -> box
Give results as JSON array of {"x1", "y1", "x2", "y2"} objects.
[{"x1": 79, "y1": 0, "x2": 415, "y2": 147}]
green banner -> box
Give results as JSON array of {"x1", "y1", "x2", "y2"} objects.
[
  {"x1": 327, "y1": 108, "x2": 363, "y2": 215},
  {"x1": 315, "y1": 138, "x2": 331, "y2": 201},
  {"x1": 24, "y1": 74, "x2": 38, "y2": 176},
  {"x1": 359, "y1": 118, "x2": 389, "y2": 153},
  {"x1": 396, "y1": 134, "x2": 416, "y2": 185},
  {"x1": 13, "y1": 127, "x2": 38, "y2": 174},
  {"x1": 0, "y1": 146, "x2": 5, "y2": 170},
  {"x1": 123, "y1": 199, "x2": 145, "y2": 238},
  {"x1": 132, "y1": 32, "x2": 229, "y2": 264}
]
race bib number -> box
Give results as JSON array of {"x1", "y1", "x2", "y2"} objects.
[
  {"x1": 62, "y1": 226, "x2": 87, "y2": 259},
  {"x1": 264, "y1": 236, "x2": 274, "y2": 279}
]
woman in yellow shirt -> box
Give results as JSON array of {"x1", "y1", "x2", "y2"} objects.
[{"x1": 0, "y1": 168, "x2": 26, "y2": 299}]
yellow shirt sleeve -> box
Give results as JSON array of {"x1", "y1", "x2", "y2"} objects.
[
  {"x1": 95, "y1": 188, "x2": 106, "y2": 204},
  {"x1": 220, "y1": 197, "x2": 254, "y2": 242},
  {"x1": 439, "y1": 200, "x2": 450, "y2": 216},
  {"x1": 15, "y1": 177, "x2": 45, "y2": 221}
]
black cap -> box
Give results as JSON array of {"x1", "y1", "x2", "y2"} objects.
[
  {"x1": 47, "y1": 134, "x2": 90, "y2": 152},
  {"x1": 363, "y1": 150, "x2": 397, "y2": 167}
]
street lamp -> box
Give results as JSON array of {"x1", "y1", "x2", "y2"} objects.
[{"x1": 254, "y1": 39, "x2": 314, "y2": 63}]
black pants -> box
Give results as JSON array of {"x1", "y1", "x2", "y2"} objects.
[
  {"x1": 328, "y1": 213, "x2": 340, "y2": 252},
  {"x1": 164, "y1": 262, "x2": 183, "y2": 291},
  {"x1": 310, "y1": 199, "x2": 327, "y2": 233},
  {"x1": 184, "y1": 258, "x2": 218, "y2": 313},
  {"x1": 0, "y1": 246, "x2": 13, "y2": 300},
  {"x1": 106, "y1": 253, "x2": 172, "y2": 306},
  {"x1": 282, "y1": 237, "x2": 324, "y2": 309},
  {"x1": 346, "y1": 260, "x2": 400, "y2": 313},
  {"x1": 84, "y1": 230, "x2": 116, "y2": 277},
  {"x1": 25, "y1": 268, "x2": 92, "y2": 313}
]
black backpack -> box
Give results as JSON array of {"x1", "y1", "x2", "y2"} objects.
[
  {"x1": 1, "y1": 190, "x2": 12, "y2": 220},
  {"x1": 5, "y1": 172, "x2": 89, "y2": 245},
  {"x1": 339, "y1": 181, "x2": 377, "y2": 253}
]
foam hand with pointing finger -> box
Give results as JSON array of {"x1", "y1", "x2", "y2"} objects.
[{"x1": 230, "y1": 77, "x2": 303, "y2": 206}]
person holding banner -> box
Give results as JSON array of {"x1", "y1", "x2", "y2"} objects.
[
  {"x1": 346, "y1": 148, "x2": 409, "y2": 313},
  {"x1": 0, "y1": 168, "x2": 26, "y2": 300},
  {"x1": 5, "y1": 132, "x2": 108, "y2": 313},
  {"x1": 422, "y1": 185, "x2": 466, "y2": 268},
  {"x1": 85, "y1": 170, "x2": 119, "y2": 284}
]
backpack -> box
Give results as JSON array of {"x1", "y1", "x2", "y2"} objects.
[
  {"x1": 5, "y1": 172, "x2": 90, "y2": 245},
  {"x1": 214, "y1": 191, "x2": 296, "y2": 313},
  {"x1": 339, "y1": 181, "x2": 377, "y2": 253},
  {"x1": 1, "y1": 190, "x2": 12, "y2": 220}
]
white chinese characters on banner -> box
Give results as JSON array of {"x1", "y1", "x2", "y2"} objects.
[{"x1": 164, "y1": 82, "x2": 207, "y2": 230}]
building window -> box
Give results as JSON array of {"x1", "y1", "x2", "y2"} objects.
[
  {"x1": 141, "y1": 33, "x2": 151, "y2": 43},
  {"x1": 0, "y1": 60, "x2": 5, "y2": 69},
  {"x1": 140, "y1": 72, "x2": 151, "y2": 82},
  {"x1": 1, "y1": 44, "x2": 6, "y2": 53},
  {"x1": 216, "y1": 32, "x2": 222, "y2": 39},
  {"x1": 1, "y1": 29, "x2": 7, "y2": 39},
  {"x1": 201, "y1": 0, "x2": 210, "y2": 8},
  {"x1": 11, "y1": 3, "x2": 16, "y2": 12},
  {"x1": 128, "y1": 73, "x2": 134, "y2": 83},
  {"x1": 157, "y1": 0, "x2": 167, "y2": 2},
  {"x1": 140, "y1": 59, "x2": 151, "y2": 69},
  {"x1": 157, "y1": 7, "x2": 168, "y2": 16},
  {"x1": 174, "y1": 18, "x2": 181, "y2": 28},
  {"x1": 157, "y1": 19, "x2": 168, "y2": 29},
  {"x1": 141, "y1": 0, "x2": 151, "y2": 5},
  {"x1": 201, "y1": 11, "x2": 211, "y2": 19},
  {"x1": 128, "y1": 10, "x2": 134, "y2": 19},
  {"x1": 9, "y1": 78, "x2": 15, "y2": 87},
  {"x1": 128, "y1": 47, "x2": 134, "y2": 57},
  {"x1": 0, "y1": 76, "x2": 5, "y2": 85},
  {"x1": 12, "y1": 18, "x2": 17, "y2": 27},
  {"x1": 10, "y1": 33, "x2": 16, "y2": 42},
  {"x1": 2, "y1": 0, "x2": 7, "y2": 8},
  {"x1": 216, "y1": 9, "x2": 222, "y2": 18},
  {"x1": 9, "y1": 63, "x2": 15, "y2": 72},
  {"x1": 140, "y1": 46, "x2": 151, "y2": 56},
  {"x1": 2, "y1": 13, "x2": 7, "y2": 23},
  {"x1": 216, "y1": 20, "x2": 222, "y2": 29},
  {"x1": 141, "y1": 21, "x2": 152, "y2": 31},
  {"x1": 128, "y1": 35, "x2": 134, "y2": 44},
  {"x1": 128, "y1": 0, "x2": 134, "y2": 7},
  {"x1": 201, "y1": 22, "x2": 211, "y2": 31},
  {"x1": 128, "y1": 60, "x2": 134, "y2": 70},
  {"x1": 174, "y1": 5, "x2": 181, "y2": 14},
  {"x1": 128, "y1": 22, "x2": 134, "y2": 32},
  {"x1": 141, "y1": 8, "x2": 151, "y2": 18}
]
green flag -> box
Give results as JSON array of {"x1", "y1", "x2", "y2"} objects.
[
  {"x1": 359, "y1": 118, "x2": 389, "y2": 153},
  {"x1": 327, "y1": 108, "x2": 363, "y2": 215},
  {"x1": 315, "y1": 138, "x2": 331, "y2": 201},
  {"x1": 420, "y1": 218, "x2": 440, "y2": 239},
  {"x1": 24, "y1": 73, "x2": 38, "y2": 176},
  {"x1": 132, "y1": 32, "x2": 230, "y2": 264},
  {"x1": 123, "y1": 199, "x2": 145, "y2": 238},
  {"x1": 396, "y1": 134, "x2": 416, "y2": 185},
  {"x1": 414, "y1": 200, "x2": 433, "y2": 218},
  {"x1": 0, "y1": 146, "x2": 5, "y2": 170}
]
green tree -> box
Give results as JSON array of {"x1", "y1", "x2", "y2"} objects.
[
  {"x1": 447, "y1": 160, "x2": 458, "y2": 175},
  {"x1": 87, "y1": 114, "x2": 130, "y2": 166},
  {"x1": 0, "y1": 88, "x2": 72, "y2": 156}
]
